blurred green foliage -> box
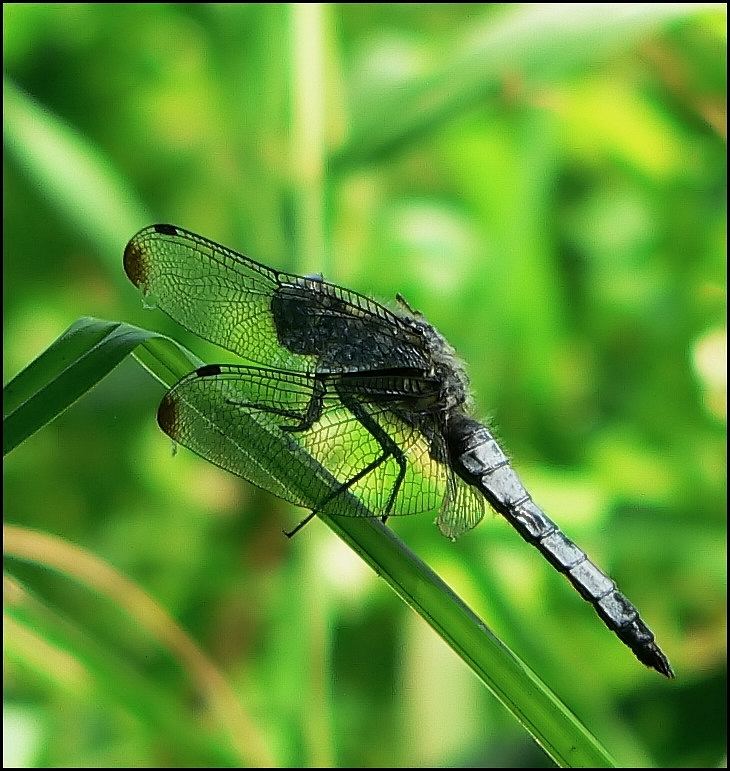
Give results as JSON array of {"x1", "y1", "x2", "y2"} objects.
[{"x1": 3, "y1": 3, "x2": 726, "y2": 768}]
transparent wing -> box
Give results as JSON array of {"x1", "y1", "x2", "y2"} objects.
[
  {"x1": 158, "y1": 364, "x2": 477, "y2": 522},
  {"x1": 158, "y1": 365, "x2": 323, "y2": 510},
  {"x1": 436, "y1": 472, "x2": 487, "y2": 540},
  {"x1": 124, "y1": 224, "x2": 430, "y2": 374}
]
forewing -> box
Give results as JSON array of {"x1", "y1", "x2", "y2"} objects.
[
  {"x1": 125, "y1": 224, "x2": 310, "y2": 372},
  {"x1": 124, "y1": 224, "x2": 430, "y2": 374}
]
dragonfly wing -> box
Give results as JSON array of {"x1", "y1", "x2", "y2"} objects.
[
  {"x1": 158, "y1": 364, "x2": 455, "y2": 521},
  {"x1": 157, "y1": 365, "x2": 323, "y2": 510},
  {"x1": 125, "y1": 225, "x2": 432, "y2": 374},
  {"x1": 300, "y1": 404, "x2": 450, "y2": 518},
  {"x1": 125, "y1": 225, "x2": 313, "y2": 373},
  {"x1": 436, "y1": 470, "x2": 487, "y2": 540}
]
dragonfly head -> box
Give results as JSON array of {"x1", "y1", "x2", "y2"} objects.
[{"x1": 402, "y1": 316, "x2": 470, "y2": 412}]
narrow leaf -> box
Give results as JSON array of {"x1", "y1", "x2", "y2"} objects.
[{"x1": 3, "y1": 317, "x2": 199, "y2": 455}]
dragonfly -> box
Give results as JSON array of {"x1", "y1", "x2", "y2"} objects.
[{"x1": 124, "y1": 223, "x2": 674, "y2": 677}]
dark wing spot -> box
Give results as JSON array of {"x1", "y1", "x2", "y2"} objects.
[
  {"x1": 153, "y1": 223, "x2": 179, "y2": 236},
  {"x1": 196, "y1": 364, "x2": 223, "y2": 377},
  {"x1": 123, "y1": 224, "x2": 179, "y2": 289}
]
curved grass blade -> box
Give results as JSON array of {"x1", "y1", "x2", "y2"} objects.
[
  {"x1": 135, "y1": 332, "x2": 617, "y2": 767},
  {"x1": 4, "y1": 575, "x2": 243, "y2": 767},
  {"x1": 3, "y1": 316, "x2": 201, "y2": 456},
  {"x1": 4, "y1": 315, "x2": 616, "y2": 766},
  {"x1": 3, "y1": 78, "x2": 150, "y2": 265},
  {"x1": 4, "y1": 526, "x2": 275, "y2": 767}
]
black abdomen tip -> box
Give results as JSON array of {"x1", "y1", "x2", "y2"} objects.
[{"x1": 644, "y1": 645, "x2": 675, "y2": 678}]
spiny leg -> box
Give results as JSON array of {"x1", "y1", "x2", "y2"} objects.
[
  {"x1": 280, "y1": 376, "x2": 326, "y2": 433},
  {"x1": 343, "y1": 394, "x2": 407, "y2": 521},
  {"x1": 286, "y1": 393, "x2": 408, "y2": 537},
  {"x1": 221, "y1": 375, "x2": 381, "y2": 538},
  {"x1": 395, "y1": 292, "x2": 421, "y2": 316},
  {"x1": 283, "y1": 449, "x2": 393, "y2": 537},
  {"x1": 224, "y1": 375, "x2": 327, "y2": 432}
]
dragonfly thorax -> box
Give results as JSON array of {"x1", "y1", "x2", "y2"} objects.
[{"x1": 405, "y1": 315, "x2": 471, "y2": 413}]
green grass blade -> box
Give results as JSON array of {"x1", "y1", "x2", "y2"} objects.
[
  {"x1": 4, "y1": 315, "x2": 616, "y2": 765},
  {"x1": 4, "y1": 525, "x2": 276, "y2": 767},
  {"x1": 4, "y1": 575, "x2": 241, "y2": 767},
  {"x1": 327, "y1": 519, "x2": 617, "y2": 767},
  {"x1": 135, "y1": 329, "x2": 617, "y2": 767},
  {"x1": 2, "y1": 317, "x2": 199, "y2": 455},
  {"x1": 131, "y1": 337, "x2": 205, "y2": 388}
]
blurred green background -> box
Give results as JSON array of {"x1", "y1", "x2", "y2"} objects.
[{"x1": 3, "y1": 3, "x2": 726, "y2": 768}]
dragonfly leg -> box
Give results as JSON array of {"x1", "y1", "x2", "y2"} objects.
[
  {"x1": 395, "y1": 292, "x2": 422, "y2": 317},
  {"x1": 280, "y1": 376, "x2": 326, "y2": 433},
  {"x1": 284, "y1": 449, "x2": 393, "y2": 538},
  {"x1": 339, "y1": 392, "x2": 408, "y2": 520},
  {"x1": 224, "y1": 376, "x2": 326, "y2": 432},
  {"x1": 286, "y1": 386, "x2": 408, "y2": 537},
  {"x1": 284, "y1": 512, "x2": 317, "y2": 538}
]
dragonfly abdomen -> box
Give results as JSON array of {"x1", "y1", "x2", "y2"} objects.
[{"x1": 446, "y1": 413, "x2": 674, "y2": 678}]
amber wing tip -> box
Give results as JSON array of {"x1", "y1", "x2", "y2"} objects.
[
  {"x1": 157, "y1": 391, "x2": 178, "y2": 436},
  {"x1": 124, "y1": 224, "x2": 182, "y2": 287},
  {"x1": 123, "y1": 236, "x2": 146, "y2": 288}
]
